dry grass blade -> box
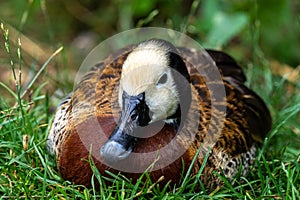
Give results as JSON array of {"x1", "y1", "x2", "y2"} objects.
[
  {"x1": 1, "y1": 22, "x2": 51, "y2": 61},
  {"x1": 270, "y1": 61, "x2": 300, "y2": 85}
]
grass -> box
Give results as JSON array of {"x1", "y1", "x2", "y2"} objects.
[{"x1": 1, "y1": 1, "x2": 300, "y2": 199}]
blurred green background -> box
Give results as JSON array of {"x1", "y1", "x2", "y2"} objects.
[{"x1": 1, "y1": 0, "x2": 299, "y2": 67}]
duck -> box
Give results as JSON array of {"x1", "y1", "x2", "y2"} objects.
[{"x1": 47, "y1": 39, "x2": 272, "y2": 189}]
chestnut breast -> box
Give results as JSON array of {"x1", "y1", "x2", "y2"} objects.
[{"x1": 57, "y1": 115, "x2": 193, "y2": 187}]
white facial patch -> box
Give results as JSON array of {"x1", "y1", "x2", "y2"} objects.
[
  {"x1": 118, "y1": 41, "x2": 180, "y2": 123},
  {"x1": 121, "y1": 47, "x2": 169, "y2": 96}
]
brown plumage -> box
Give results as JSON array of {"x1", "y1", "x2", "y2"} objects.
[{"x1": 47, "y1": 39, "x2": 272, "y2": 189}]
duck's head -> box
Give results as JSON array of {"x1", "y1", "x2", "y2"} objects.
[{"x1": 100, "y1": 39, "x2": 191, "y2": 163}]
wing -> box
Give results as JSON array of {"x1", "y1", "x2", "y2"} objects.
[
  {"x1": 206, "y1": 50, "x2": 246, "y2": 83},
  {"x1": 180, "y1": 47, "x2": 272, "y2": 144},
  {"x1": 206, "y1": 50, "x2": 272, "y2": 143}
]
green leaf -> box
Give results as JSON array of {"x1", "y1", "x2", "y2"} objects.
[{"x1": 205, "y1": 12, "x2": 249, "y2": 48}]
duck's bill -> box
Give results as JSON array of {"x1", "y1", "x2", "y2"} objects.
[
  {"x1": 100, "y1": 92, "x2": 151, "y2": 163},
  {"x1": 100, "y1": 125, "x2": 137, "y2": 163}
]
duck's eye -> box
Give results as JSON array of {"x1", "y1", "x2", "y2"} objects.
[{"x1": 157, "y1": 73, "x2": 168, "y2": 85}]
